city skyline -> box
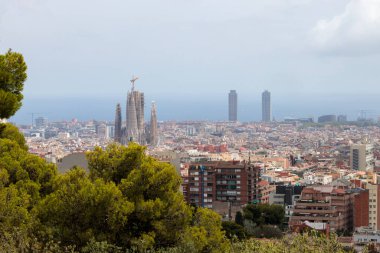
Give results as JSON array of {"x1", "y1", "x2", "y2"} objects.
[
  {"x1": 9, "y1": 91, "x2": 380, "y2": 125},
  {"x1": 10, "y1": 88, "x2": 380, "y2": 124},
  {"x1": 3, "y1": 0, "x2": 380, "y2": 250}
]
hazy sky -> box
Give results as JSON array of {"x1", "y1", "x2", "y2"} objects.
[{"x1": 1, "y1": 0, "x2": 380, "y2": 122}]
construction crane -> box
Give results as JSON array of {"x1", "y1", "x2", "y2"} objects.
[{"x1": 130, "y1": 76, "x2": 139, "y2": 90}]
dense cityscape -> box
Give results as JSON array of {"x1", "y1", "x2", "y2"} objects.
[
  {"x1": 2, "y1": 1, "x2": 380, "y2": 252},
  {"x1": 6, "y1": 76, "x2": 380, "y2": 252}
]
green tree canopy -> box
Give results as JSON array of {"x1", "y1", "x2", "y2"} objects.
[
  {"x1": 181, "y1": 207, "x2": 230, "y2": 253},
  {"x1": 0, "y1": 49, "x2": 27, "y2": 119},
  {"x1": 243, "y1": 204, "x2": 285, "y2": 227},
  {"x1": 222, "y1": 221, "x2": 246, "y2": 240},
  {"x1": 87, "y1": 143, "x2": 146, "y2": 184},
  {"x1": 87, "y1": 143, "x2": 192, "y2": 250},
  {"x1": 0, "y1": 138, "x2": 56, "y2": 199},
  {"x1": 0, "y1": 123, "x2": 28, "y2": 150},
  {"x1": 235, "y1": 211, "x2": 244, "y2": 226},
  {"x1": 36, "y1": 167, "x2": 134, "y2": 248}
]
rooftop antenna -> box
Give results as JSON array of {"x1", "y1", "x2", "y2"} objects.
[{"x1": 130, "y1": 75, "x2": 139, "y2": 91}]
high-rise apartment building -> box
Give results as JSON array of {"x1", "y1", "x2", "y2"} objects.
[
  {"x1": 183, "y1": 161, "x2": 261, "y2": 209},
  {"x1": 366, "y1": 184, "x2": 380, "y2": 230},
  {"x1": 106, "y1": 125, "x2": 115, "y2": 140},
  {"x1": 353, "y1": 189, "x2": 369, "y2": 229},
  {"x1": 150, "y1": 101, "x2": 158, "y2": 146},
  {"x1": 262, "y1": 90, "x2": 271, "y2": 122},
  {"x1": 114, "y1": 103, "x2": 122, "y2": 143},
  {"x1": 350, "y1": 144, "x2": 374, "y2": 171},
  {"x1": 352, "y1": 184, "x2": 380, "y2": 231},
  {"x1": 228, "y1": 90, "x2": 237, "y2": 122}
]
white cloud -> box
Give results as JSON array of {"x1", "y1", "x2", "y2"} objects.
[
  {"x1": 289, "y1": 0, "x2": 312, "y2": 5},
  {"x1": 311, "y1": 0, "x2": 380, "y2": 55}
]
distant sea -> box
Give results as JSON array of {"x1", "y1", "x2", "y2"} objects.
[{"x1": 9, "y1": 95, "x2": 380, "y2": 125}]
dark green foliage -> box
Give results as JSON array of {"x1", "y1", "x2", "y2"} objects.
[
  {"x1": 87, "y1": 143, "x2": 146, "y2": 184},
  {"x1": 0, "y1": 138, "x2": 57, "y2": 199},
  {"x1": 180, "y1": 207, "x2": 230, "y2": 253},
  {"x1": 0, "y1": 49, "x2": 27, "y2": 119},
  {"x1": 0, "y1": 123, "x2": 27, "y2": 150},
  {"x1": 82, "y1": 240, "x2": 123, "y2": 253},
  {"x1": 222, "y1": 221, "x2": 246, "y2": 240},
  {"x1": 86, "y1": 143, "x2": 193, "y2": 249},
  {"x1": 243, "y1": 204, "x2": 285, "y2": 227},
  {"x1": 235, "y1": 211, "x2": 244, "y2": 226},
  {"x1": 251, "y1": 225, "x2": 283, "y2": 239},
  {"x1": 36, "y1": 167, "x2": 134, "y2": 248}
]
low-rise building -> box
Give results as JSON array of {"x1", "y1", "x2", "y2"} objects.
[
  {"x1": 289, "y1": 185, "x2": 354, "y2": 232},
  {"x1": 257, "y1": 180, "x2": 275, "y2": 204}
]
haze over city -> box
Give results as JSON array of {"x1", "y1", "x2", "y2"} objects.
[
  {"x1": 4, "y1": 0, "x2": 380, "y2": 251},
  {"x1": 1, "y1": 0, "x2": 380, "y2": 123}
]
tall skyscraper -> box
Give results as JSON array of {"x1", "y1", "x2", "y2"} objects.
[
  {"x1": 262, "y1": 90, "x2": 271, "y2": 122},
  {"x1": 150, "y1": 101, "x2": 158, "y2": 146},
  {"x1": 114, "y1": 103, "x2": 122, "y2": 143},
  {"x1": 126, "y1": 77, "x2": 145, "y2": 144},
  {"x1": 228, "y1": 90, "x2": 237, "y2": 122}
]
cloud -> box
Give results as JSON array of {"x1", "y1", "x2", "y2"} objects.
[
  {"x1": 289, "y1": 0, "x2": 312, "y2": 5},
  {"x1": 311, "y1": 0, "x2": 380, "y2": 55}
]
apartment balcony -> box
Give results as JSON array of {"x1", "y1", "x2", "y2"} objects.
[
  {"x1": 290, "y1": 215, "x2": 342, "y2": 222},
  {"x1": 295, "y1": 202, "x2": 331, "y2": 207},
  {"x1": 292, "y1": 208, "x2": 337, "y2": 214}
]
